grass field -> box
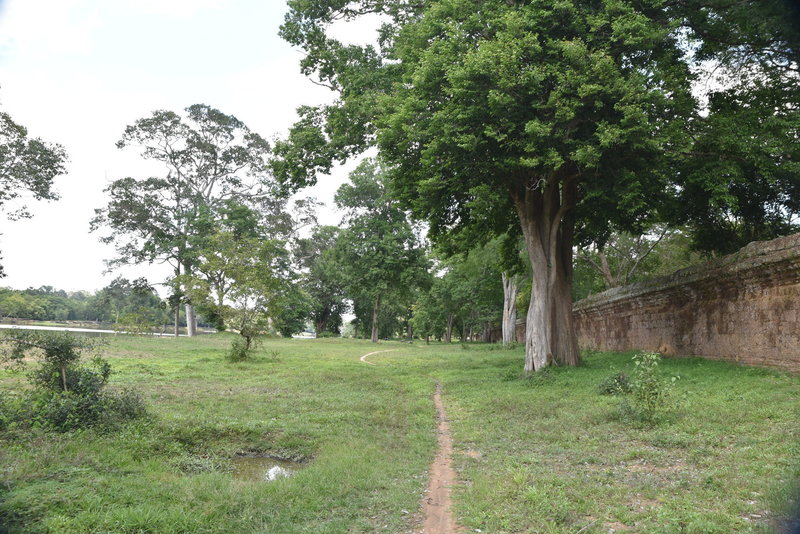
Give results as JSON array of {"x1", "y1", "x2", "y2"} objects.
[{"x1": 0, "y1": 334, "x2": 798, "y2": 533}]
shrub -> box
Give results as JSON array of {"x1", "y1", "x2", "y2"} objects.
[
  {"x1": 1, "y1": 331, "x2": 148, "y2": 432},
  {"x1": 227, "y1": 336, "x2": 251, "y2": 362},
  {"x1": 315, "y1": 331, "x2": 339, "y2": 338},
  {"x1": 598, "y1": 371, "x2": 632, "y2": 395},
  {"x1": 0, "y1": 391, "x2": 11, "y2": 431},
  {"x1": 619, "y1": 352, "x2": 679, "y2": 425},
  {"x1": 29, "y1": 355, "x2": 111, "y2": 397}
]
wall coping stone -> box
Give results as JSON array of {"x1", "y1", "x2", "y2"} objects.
[{"x1": 573, "y1": 233, "x2": 800, "y2": 312}]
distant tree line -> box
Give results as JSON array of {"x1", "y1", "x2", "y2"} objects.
[{"x1": 0, "y1": 278, "x2": 190, "y2": 330}]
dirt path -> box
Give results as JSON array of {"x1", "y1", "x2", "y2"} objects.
[
  {"x1": 358, "y1": 349, "x2": 461, "y2": 533},
  {"x1": 420, "y1": 381, "x2": 461, "y2": 534},
  {"x1": 359, "y1": 349, "x2": 397, "y2": 365}
]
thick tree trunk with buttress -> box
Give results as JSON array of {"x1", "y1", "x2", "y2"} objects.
[
  {"x1": 370, "y1": 294, "x2": 381, "y2": 343},
  {"x1": 501, "y1": 272, "x2": 519, "y2": 345},
  {"x1": 512, "y1": 173, "x2": 580, "y2": 372}
]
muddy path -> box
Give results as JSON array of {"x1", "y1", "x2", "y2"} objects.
[{"x1": 359, "y1": 349, "x2": 461, "y2": 534}]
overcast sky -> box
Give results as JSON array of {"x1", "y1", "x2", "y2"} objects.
[{"x1": 0, "y1": 0, "x2": 373, "y2": 293}]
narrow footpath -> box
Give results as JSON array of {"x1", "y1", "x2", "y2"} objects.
[
  {"x1": 359, "y1": 349, "x2": 461, "y2": 534},
  {"x1": 421, "y1": 381, "x2": 460, "y2": 534},
  {"x1": 359, "y1": 349, "x2": 396, "y2": 364}
]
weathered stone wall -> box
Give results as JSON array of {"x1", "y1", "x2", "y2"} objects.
[{"x1": 572, "y1": 233, "x2": 800, "y2": 372}]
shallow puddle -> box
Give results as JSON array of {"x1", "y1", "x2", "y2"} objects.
[{"x1": 231, "y1": 455, "x2": 301, "y2": 482}]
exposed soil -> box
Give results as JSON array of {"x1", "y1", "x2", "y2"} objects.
[
  {"x1": 420, "y1": 381, "x2": 461, "y2": 534},
  {"x1": 359, "y1": 349, "x2": 397, "y2": 364}
]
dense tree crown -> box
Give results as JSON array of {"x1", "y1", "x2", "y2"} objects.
[
  {"x1": 333, "y1": 159, "x2": 429, "y2": 342},
  {"x1": 295, "y1": 225, "x2": 347, "y2": 335}
]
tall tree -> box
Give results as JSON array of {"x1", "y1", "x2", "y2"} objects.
[
  {"x1": 0, "y1": 107, "x2": 67, "y2": 277},
  {"x1": 91, "y1": 104, "x2": 273, "y2": 335},
  {"x1": 333, "y1": 159, "x2": 429, "y2": 343},
  {"x1": 274, "y1": 0, "x2": 700, "y2": 371},
  {"x1": 295, "y1": 225, "x2": 347, "y2": 335}
]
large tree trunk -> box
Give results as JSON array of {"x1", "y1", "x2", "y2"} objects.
[
  {"x1": 501, "y1": 272, "x2": 520, "y2": 345},
  {"x1": 512, "y1": 173, "x2": 580, "y2": 372},
  {"x1": 174, "y1": 306, "x2": 180, "y2": 337},
  {"x1": 553, "y1": 202, "x2": 580, "y2": 366},
  {"x1": 185, "y1": 303, "x2": 197, "y2": 337},
  {"x1": 370, "y1": 294, "x2": 380, "y2": 343}
]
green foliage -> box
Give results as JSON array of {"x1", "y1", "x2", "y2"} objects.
[
  {"x1": 97, "y1": 277, "x2": 169, "y2": 328},
  {"x1": 413, "y1": 241, "x2": 506, "y2": 342},
  {"x1": 574, "y1": 226, "x2": 707, "y2": 300},
  {"x1": 295, "y1": 225, "x2": 347, "y2": 335},
  {"x1": 333, "y1": 159, "x2": 429, "y2": 341},
  {"x1": 618, "y1": 352, "x2": 679, "y2": 425},
  {"x1": 12, "y1": 388, "x2": 145, "y2": 432},
  {"x1": 91, "y1": 105, "x2": 280, "y2": 335},
  {"x1": 597, "y1": 371, "x2": 632, "y2": 396},
  {"x1": 29, "y1": 355, "x2": 111, "y2": 397},
  {"x1": 672, "y1": 0, "x2": 800, "y2": 253},
  {"x1": 0, "y1": 282, "x2": 177, "y2": 329},
  {"x1": 185, "y1": 231, "x2": 297, "y2": 344},
  {"x1": 0, "y1": 106, "x2": 68, "y2": 277},
  {"x1": 1, "y1": 331, "x2": 146, "y2": 431},
  {"x1": 274, "y1": 284, "x2": 313, "y2": 338},
  {"x1": 226, "y1": 336, "x2": 252, "y2": 362},
  {"x1": 0, "y1": 390, "x2": 11, "y2": 431}
]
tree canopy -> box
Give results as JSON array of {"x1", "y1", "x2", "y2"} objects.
[
  {"x1": 274, "y1": 0, "x2": 699, "y2": 370},
  {"x1": 0, "y1": 106, "x2": 67, "y2": 277},
  {"x1": 91, "y1": 104, "x2": 275, "y2": 335},
  {"x1": 333, "y1": 159, "x2": 429, "y2": 343},
  {"x1": 273, "y1": 0, "x2": 799, "y2": 370}
]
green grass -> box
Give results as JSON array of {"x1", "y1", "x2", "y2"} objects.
[{"x1": 1, "y1": 335, "x2": 798, "y2": 533}]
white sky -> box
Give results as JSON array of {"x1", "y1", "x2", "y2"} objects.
[{"x1": 0, "y1": 0, "x2": 374, "y2": 293}]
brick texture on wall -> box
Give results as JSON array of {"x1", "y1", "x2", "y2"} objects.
[{"x1": 572, "y1": 233, "x2": 800, "y2": 372}]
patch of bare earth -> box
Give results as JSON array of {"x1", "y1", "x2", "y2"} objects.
[
  {"x1": 603, "y1": 520, "x2": 637, "y2": 532},
  {"x1": 418, "y1": 381, "x2": 462, "y2": 534}
]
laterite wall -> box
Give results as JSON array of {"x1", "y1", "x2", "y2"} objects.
[{"x1": 572, "y1": 233, "x2": 800, "y2": 372}]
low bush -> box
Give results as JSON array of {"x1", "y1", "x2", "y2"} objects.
[
  {"x1": 1, "y1": 331, "x2": 148, "y2": 431},
  {"x1": 0, "y1": 390, "x2": 11, "y2": 431},
  {"x1": 227, "y1": 336, "x2": 252, "y2": 362},
  {"x1": 618, "y1": 351, "x2": 679, "y2": 425},
  {"x1": 597, "y1": 371, "x2": 632, "y2": 395}
]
